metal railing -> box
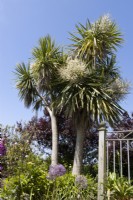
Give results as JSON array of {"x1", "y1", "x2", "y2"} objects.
[{"x1": 106, "y1": 130, "x2": 133, "y2": 183}]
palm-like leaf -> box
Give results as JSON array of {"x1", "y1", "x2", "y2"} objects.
[
  {"x1": 15, "y1": 63, "x2": 38, "y2": 108},
  {"x1": 70, "y1": 15, "x2": 123, "y2": 65},
  {"x1": 98, "y1": 56, "x2": 130, "y2": 101},
  {"x1": 15, "y1": 36, "x2": 67, "y2": 111},
  {"x1": 31, "y1": 35, "x2": 67, "y2": 93},
  {"x1": 55, "y1": 63, "x2": 124, "y2": 126}
]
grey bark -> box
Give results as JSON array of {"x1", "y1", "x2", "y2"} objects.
[
  {"x1": 46, "y1": 107, "x2": 58, "y2": 165},
  {"x1": 72, "y1": 120, "x2": 85, "y2": 175}
]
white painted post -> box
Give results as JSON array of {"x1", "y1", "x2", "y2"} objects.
[{"x1": 97, "y1": 122, "x2": 106, "y2": 200}]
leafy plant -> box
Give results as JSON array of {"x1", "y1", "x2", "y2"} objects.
[
  {"x1": 106, "y1": 173, "x2": 133, "y2": 200},
  {"x1": 1, "y1": 169, "x2": 97, "y2": 200}
]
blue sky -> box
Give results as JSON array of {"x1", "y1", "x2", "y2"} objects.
[{"x1": 0, "y1": 0, "x2": 133, "y2": 126}]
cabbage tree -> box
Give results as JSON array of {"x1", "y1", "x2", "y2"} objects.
[
  {"x1": 63, "y1": 15, "x2": 126, "y2": 175},
  {"x1": 57, "y1": 57, "x2": 124, "y2": 175},
  {"x1": 70, "y1": 15, "x2": 123, "y2": 67},
  {"x1": 15, "y1": 35, "x2": 66, "y2": 165}
]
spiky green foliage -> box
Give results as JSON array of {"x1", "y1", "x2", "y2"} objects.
[
  {"x1": 56, "y1": 58, "x2": 124, "y2": 126},
  {"x1": 70, "y1": 15, "x2": 123, "y2": 65},
  {"x1": 106, "y1": 173, "x2": 133, "y2": 199},
  {"x1": 15, "y1": 35, "x2": 66, "y2": 110},
  {"x1": 15, "y1": 63, "x2": 38, "y2": 108},
  {"x1": 96, "y1": 55, "x2": 129, "y2": 102},
  {"x1": 31, "y1": 35, "x2": 67, "y2": 93},
  {"x1": 67, "y1": 15, "x2": 126, "y2": 126}
]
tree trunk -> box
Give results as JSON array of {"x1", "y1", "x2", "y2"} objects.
[
  {"x1": 46, "y1": 107, "x2": 58, "y2": 165},
  {"x1": 72, "y1": 121, "x2": 85, "y2": 175}
]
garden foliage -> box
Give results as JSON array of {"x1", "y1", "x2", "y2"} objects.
[{"x1": 1, "y1": 163, "x2": 97, "y2": 200}]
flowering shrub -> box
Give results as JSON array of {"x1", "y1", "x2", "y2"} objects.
[
  {"x1": 55, "y1": 174, "x2": 97, "y2": 200},
  {"x1": 0, "y1": 135, "x2": 6, "y2": 188},
  {"x1": 1, "y1": 170, "x2": 97, "y2": 200},
  {"x1": 0, "y1": 138, "x2": 6, "y2": 156}
]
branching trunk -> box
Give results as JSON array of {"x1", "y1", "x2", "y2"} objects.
[
  {"x1": 46, "y1": 106, "x2": 58, "y2": 165},
  {"x1": 72, "y1": 120, "x2": 85, "y2": 175}
]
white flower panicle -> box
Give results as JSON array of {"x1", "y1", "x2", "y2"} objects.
[
  {"x1": 92, "y1": 14, "x2": 112, "y2": 33},
  {"x1": 110, "y1": 78, "x2": 130, "y2": 101},
  {"x1": 112, "y1": 78, "x2": 130, "y2": 94},
  {"x1": 59, "y1": 58, "x2": 88, "y2": 82}
]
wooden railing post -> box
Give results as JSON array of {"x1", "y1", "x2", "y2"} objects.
[{"x1": 97, "y1": 122, "x2": 106, "y2": 200}]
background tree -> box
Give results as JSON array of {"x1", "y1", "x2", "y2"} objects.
[{"x1": 15, "y1": 114, "x2": 98, "y2": 171}]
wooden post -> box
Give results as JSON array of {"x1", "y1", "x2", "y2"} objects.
[{"x1": 97, "y1": 122, "x2": 106, "y2": 200}]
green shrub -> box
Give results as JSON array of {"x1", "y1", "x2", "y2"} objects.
[
  {"x1": 51, "y1": 174, "x2": 97, "y2": 200},
  {"x1": 1, "y1": 164, "x2": 97, "y2": 200},
  {"x1": 106, "y1": 173, "x2": 133, "y2": 200}
]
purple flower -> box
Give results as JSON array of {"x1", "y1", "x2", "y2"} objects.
[
  {"x1": 48, "y1": 164, "x2": 66, "y2": 179},
  {"x1": 0, "y1": 165, "x2": 3, "y2": 171},
  {"x1": 0, "y1": 139, "x2": 6, "y2": 156},
  {"x1": 75, "y1": 175, "x2": 88, "y2": 189}
]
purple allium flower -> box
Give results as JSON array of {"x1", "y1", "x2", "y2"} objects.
[
  {"x1": 75, "y1": 175, "x2": 88, "y2": 189},
  {"x1": 48, "y1": 164, "x2": 66, "y2": 179},
  {"x1": 0, "y1": 165, "x2": 3, "y2": 171},
  {"x1": 0, "y1": 139, "x2": 6, "y2": 156}
]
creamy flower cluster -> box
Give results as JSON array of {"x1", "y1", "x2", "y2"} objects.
[
  {"x1": 92, "y1": 14, "x2": 112, "y2": 33},
  {"x1": 59, "y1": 58, "x2": 88, "y2": 82}
]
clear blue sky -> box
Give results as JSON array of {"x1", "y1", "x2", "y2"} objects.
[{"x1": 0, "y1": 0, "x2": 133, "y2": 126}]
